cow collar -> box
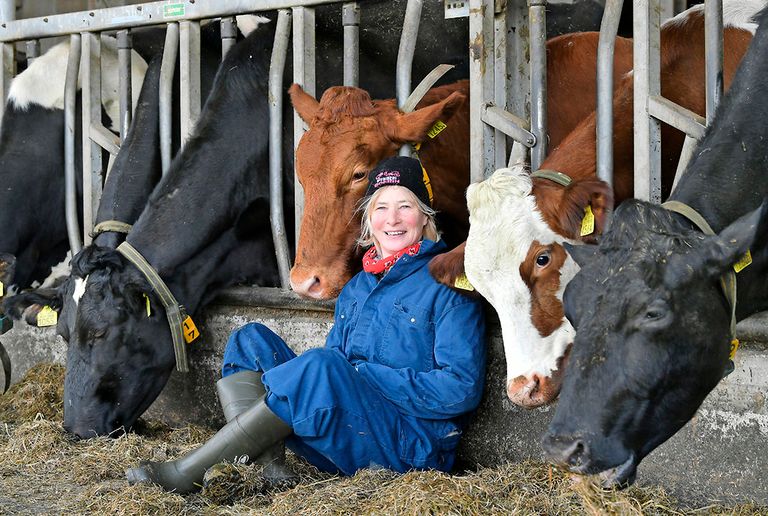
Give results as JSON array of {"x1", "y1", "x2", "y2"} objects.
[
  {"x1": 531, "y1": 169, "x2": 573, "y2": 187},
  {"x1": 116, "y1": 241, "x2": 190, "y2": 373},
  {"x1": 662, "y1": 200, "x2": 738, "y2": 375},
  {"x1": 91, "y1": 220, "x2": 133, "y2": 237}
]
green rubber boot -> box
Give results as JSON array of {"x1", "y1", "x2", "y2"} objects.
[
  {"x1": 215, "y1": 371, "x2": 297, "y2": 487},
  {"x1": 125, "y1": 397, "x2": 291, "y2": 494}
]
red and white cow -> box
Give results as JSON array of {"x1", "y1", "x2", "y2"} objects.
[{"x1": 459, "y1": 1, "x2": 759, "y2": 408}]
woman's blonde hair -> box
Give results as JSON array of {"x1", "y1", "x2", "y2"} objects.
[{"x1": 357, "y1": 186, "x2": 440, "y2": 249}]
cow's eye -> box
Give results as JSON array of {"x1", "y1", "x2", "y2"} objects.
[
  {"x1": 352, "y1": 170, "x2": 367, "y2": 182},
  {"x1": 639, "y1": 299, "x2": 670, "y2": 329},
  {"x1": 535, "y1": 251, "x2": 551, "y2": 267}
]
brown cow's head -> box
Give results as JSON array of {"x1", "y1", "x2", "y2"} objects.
[{"x1": 288, "y1": 83, "x2": 464, "y2": 299}]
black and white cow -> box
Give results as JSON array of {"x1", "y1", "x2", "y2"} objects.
[
  {"x1": 0, "y1": 37, "x2": 146, "y2": 298},
  {"x1": 543, "y1": 5, "x2": 768, "y2": 487}
]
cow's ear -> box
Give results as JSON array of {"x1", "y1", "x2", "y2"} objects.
[
  {"x1": 665, "y1": 201, "x2": 768, "y2": 289},
  {"x1": 564, "y1": 242, "x2": 599, "y2": 267},
  {"x1": 2, "y1": 288, "x2": 62, "y2": 325},
  {"x1": 288, "y1": 83, "x2": 319, "y2": 124},
  {"x1": 428, "y1": 242, "x2": 481, "y2": 297},
  {"x1": 71, "y1": 246, "x2": 124, "y2": 277},
  {"x1": 388, "y1": 90, "x2": 466, "y2": 144},
  {"x1": 557, "y1": 179, "x2": 613, "y2": 243},
  {"x1": 0, "y1": 253, "x2": 16, "y2": 287}
]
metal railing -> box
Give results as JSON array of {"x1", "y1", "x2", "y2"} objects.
[
  {"x1": 634, "y1": 0, "x2": 723, "y2": 202},
  {"x1": 0, "y1": 0, "x2": 427, "y2": 289}
]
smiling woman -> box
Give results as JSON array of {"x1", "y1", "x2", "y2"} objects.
[{"x1": 126, "y1": 156, "x2": 487, "y2": 494}]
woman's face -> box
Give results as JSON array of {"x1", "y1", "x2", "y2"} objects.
[{"x1": 370, "y1": 186, "x2": 428, "y2": 257}]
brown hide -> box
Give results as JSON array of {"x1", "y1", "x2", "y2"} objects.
[
  {"x1": 289, "y1": 81, "x2": 469, "y2": 299},
  {"x1": 537, "y1": 12, "x2": 753, "y2": 240},
  {"x1": 429, "y1": 32, "x2": 634, "y2": 287}
]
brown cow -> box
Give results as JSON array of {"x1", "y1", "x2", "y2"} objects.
[
  {"x1": 289, "y1": 31, "x2": 634, "y2": 300},
  {"x1": 442, "y1": 3, "x2": 757, "y2": 408}
]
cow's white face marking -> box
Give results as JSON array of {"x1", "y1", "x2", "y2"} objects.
[
  {"x1": 8, "y1": 37, "x2": 148, "y2": 131},
  {"x1": 73, "y1": 275, "x2": 88, "y2": 306},
  {"x1": 39, "y1": 251, "x2": 72, "y2": 289},
  {"x1": 465, "y1": 166, "x2": 578, "y2": 380},
  {"x1": 235, "y1": 15, "x2": 271, "y2": 37}
]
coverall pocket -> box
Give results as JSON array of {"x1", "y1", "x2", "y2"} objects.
[{"x1": 377, "y1": 302, "x2": 435, "y2": 371}]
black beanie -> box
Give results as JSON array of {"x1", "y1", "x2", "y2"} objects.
[{"x1": 365, "y1": 156, "x2": 433, "y2": 207}]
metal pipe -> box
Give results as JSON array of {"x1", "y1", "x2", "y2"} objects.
[
  {"x1": 159, "y1": 22, "x2": 179, "y2": 176},
  {"x1": 117, "y1": 29, "x2": 133, "y2": 143},
  {"x1": 0, "y1": 0, "x2": 13, "y2": 115},
  {"x1": 221, "y1": 17, "x2": 237, "y2": 59},
  {"x1": 342, "y1": 2, "x2": 359, "y2": 87},
  {"x1": 528, "y1": 0, "x2": 547, "y2": 171},
  {"x1": 633, "y1": 0, "x2": 662, "y2": 203},
  {"x1": 292, "y1": 6, "x2": 316, "y2": 252},
  {"x1": 670, "y1": 134, "x2": 698, "y2": 194},
  {"x1": 179, "y1": 20, "x2": 201, "y2": 144},
  {"x1": 25, "y1": 39, "x2": 40, "y2": 64},
  {"x1": 482, "y1": 104, "x2": 536, "y2": 148},
  {"x1": 493, "y1": 5, "x2": 507, "y2": 170},
  {"x1": 65, "y1": 34, "x2": 82, "y2": 255},
  {"x1": 396, "y1": 0, "x2": 423, "y2": 157},
  {"x1": 647, "y1": 95, "x2": 706, "y2": 139},
  {"x1": 0, "y1": 0, "x2": 343, "y2": 42},
  {"x1": 469, "y1": 0, "x2": 495, "y2": 182},
  {"x1": 596, "y1": 0, "x2": 623, "y2": 189},
  {"x1": 704, "y1": 0, "x2": 723, "y2": 124},
  {"x1": 81, "y1": 32, "x2": 103, "y2": 247},
  {"x1": 269, "y1": 9, "x2": 293, "y2": 288}
]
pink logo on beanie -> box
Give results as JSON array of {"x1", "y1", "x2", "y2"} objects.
[{"x1": 372, "y1": 170, "x2": 402, "y2": 189}]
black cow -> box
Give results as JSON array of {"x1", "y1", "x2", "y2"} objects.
[{"x1": 542, "y1": 5, "x2": 768, "y2": 487}]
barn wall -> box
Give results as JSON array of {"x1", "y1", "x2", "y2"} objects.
[{"x1": 2, "y1": 286, "x2": 766, "y2": 505}]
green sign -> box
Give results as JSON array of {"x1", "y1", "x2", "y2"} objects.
[{"x1": 164, "y1": 3, "x2": 185, "y2": 18}]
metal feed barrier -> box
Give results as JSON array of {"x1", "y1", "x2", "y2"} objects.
[{"x1": 0, "y1": 0, "x2": 433, "y2": 290}]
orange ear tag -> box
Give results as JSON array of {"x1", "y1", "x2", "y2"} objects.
[
  {"x1": 427, "y1": 120, "x2": 447, "y2": 139},
  {"x1": 37, "y1": 306, "x2": 58, "y2": 327},
  {"x1": 580, "y1": 205, "x2": 595, "y2": 237},
  {"x1": 729, "y1": 338, "x2": 740, "y2": 360},
  {"x1": 182, "y1": 316, "x2": 200, "y2": 344},
  {"x1": 733, "y1": 250, "x2": 752, "y2": 273},
  {"x1": 454, "y1": 273, "x2": 474, "y2": 291},
  {"x1": 0, "y1": 281, "x2": 3, "y2": 297}
]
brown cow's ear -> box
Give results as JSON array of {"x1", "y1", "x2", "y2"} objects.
[
  {"x1": 557, "y1": 179, "x2": 614, "y2": 243},
  {"x1": 389, "y1": 91, "x2": 466, "y2": 144},
  {"x1": 288, "y1": 83, "x2": 320, "y2": 124}
]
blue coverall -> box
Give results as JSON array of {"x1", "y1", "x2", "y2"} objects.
[{"x1": 221, "y1": 239, "x2": 486, "y2": 475}]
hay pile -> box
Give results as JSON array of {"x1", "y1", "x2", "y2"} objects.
[{"x1": 0, "y1": 364, "x2": 766, "y2": 515}]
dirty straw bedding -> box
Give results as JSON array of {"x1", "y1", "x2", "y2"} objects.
[{"x1": 0, "y1": 364, "x2": 764, "y2": 515}]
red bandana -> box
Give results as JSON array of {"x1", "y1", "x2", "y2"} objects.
[{"x1": 362, "y1": 242, "x2": 421, "y2": 275}]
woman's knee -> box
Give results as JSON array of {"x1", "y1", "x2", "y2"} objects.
[{"x1": 222, "y1": 323, "x2": 295, "y2": 376}]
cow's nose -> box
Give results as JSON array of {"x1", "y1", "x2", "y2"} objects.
[
  {"x1": 507, "y1": 373, "x2": 560, "y2": 408},
  {"x1": 290, "y1": 274, "x2": 325, "y2": 299},
  {"x1": 542, "y1": 431, "x2": 591, "y2": 469}
]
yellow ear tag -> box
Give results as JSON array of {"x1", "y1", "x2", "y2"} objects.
[
  {"x1": 182, "y1": 316, "x2": 200, "y2": 344},
  {"x1": 733, "y1": 250, "x2": 752, "y2": 273},
  {"x1": 0, "y1": 281, "x2": 3, "y2": 297},
  {"x1": 37, "y1": 306, "x2": 58, "y2": 327},
  {"x1": 454, "y1": 273, "x2": 475, "y2": 291},
  {"x1": 143, "y1": 294, "x2": 151, "y2": 318},
  {"x1": 580, "y1": 205, "x2": 595, "y2": 237},
  {"x1": 729, "y1": 338, "x2": 740, "y2": 360},
  {"x1": 427, "y1": 120, "x2": 447, "y2": 139}
]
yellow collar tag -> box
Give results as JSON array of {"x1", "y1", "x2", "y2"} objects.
[
  {"x1": 37, "y1": 306, "x2": 58, "y2": 327},
  {"x1": 143, "y1": 294, "x2": 151, "y2": 317},
  {"x1": 454, "y1": 273, "x2": 475, "y2": 291},
  {"x1": 733, "y1": 250, "x2": 752, "y2": 273},
  {"x1": 729, "y1": 338, "x2": 740, "y2": 360},
  {"x1": 427, "y1": 120, "x2": 447, "y2": 139},
  {"x1": 580, "y1": 205, "x2": 595, "y2": 237},
  {"x1": 0, "y1": 281, "x2": 3, "y2": 297},
  {"x1": 182, "y1": 316, "x2": 200, "y2": 344}
]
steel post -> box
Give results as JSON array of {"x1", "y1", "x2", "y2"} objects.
[
  {"x1": 179, "y1": 20, "x2": 201, "y2": 145},
  {"x1": 81, "y1": 32, "x2": 103, "y2": 246},
  {"x1": 269, "y1": 9, "x2": 293, "y2": 288},
  {"x1": 469, "y1": 0, "x2": 495, "y2": 182},
  {"x1": 528, "y1": 0, "x2": 547, "y2": 171},
  {"x1": 65, "y1": 34, "x2": 83, "y2": 255},
  {"x1": 342, "y1": 2, "x2": 359, "y2": 87},
  {"x1": 117, "y1": 29, "x2": 133, "y2": 143},
  {"x1": 159, "y1": 22, "x2": 179, "y2": 176},
  {"x1": 221, "y1": 17, "x2": 237, "y2": 59},
  {"x1": 25, "y1": 39, "x2": 40, "y2": 64},
  {"x1": 704, "y1": 0, "x2": 723, "y2": 124},
  {"x1": 596, "y1": 0, "x2": 624, "y2": 188},
  {"x1": 397, "y1": 0, "x2": 423, "y2": 157}
]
